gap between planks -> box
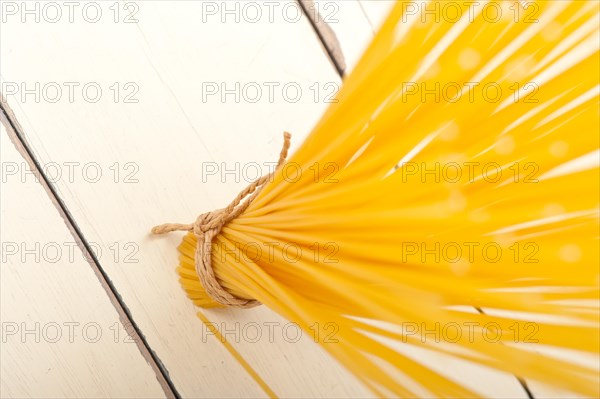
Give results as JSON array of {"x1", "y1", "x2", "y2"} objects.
[
  {"x1": 0, "y1": 99, "x2": 180, "y2": 399},
  {"x1": 297, "y1": 0, "x2": 347, "y2": 77}
]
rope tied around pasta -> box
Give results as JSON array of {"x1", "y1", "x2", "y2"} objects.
[
  {"x1": 151, "y1": 132, "x2": 292, "y2": 308},
  {"x1": 146, "y1": 2, "x2": 600, "y2": 396}
]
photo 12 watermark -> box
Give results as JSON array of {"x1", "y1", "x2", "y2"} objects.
[
  {"x1": 201, "y1": 161, "x2": 339, "y2": 184},
  {"x1": 198, "y1": 1, "x2": 339, "y2": 24},
  {"x1": 1, "y1": 321, "x2": 139, "y2": 344},
  {"x1": 1, "y1": 82, "x2": 140, "y2": 104},
  {"x1": 400, "y1": 321, "x2": 539, "y2": 343},
  {"x1": 401, "y1": 241, "x2": 540, "y2": 264},
  {"x1": 1, "y1": 161, "x2": 140, "y2": 184},
  {"x1": 1, "y1": 1, "x2": 140, "y2": 24},
  {"x1": 398, "y1": 161, "x2": 540, "y2": 184},
  {"x1": 200, "y1": 81, "x2": 339, "y2": 104},
  {"x1": 400, "y1": 81, "x2": 539, "y2": 104},
  {"x1": 211, "y1": 240, "x2": 339, "y2": 264},
  {"x1": 399, "y1": 1, "x2": 539, "y2": 24},
  {"x1": 201, "y1": 320, "x2": 339, "y2": 344},
  {"x1": 2, "y1": 241, "x2": 140, "y2": 264}
]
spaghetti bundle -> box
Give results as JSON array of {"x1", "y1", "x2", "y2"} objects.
[{"x1": 155, "y1": 1, "x2": 599, "y2": 397}]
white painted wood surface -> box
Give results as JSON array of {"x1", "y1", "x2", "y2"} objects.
[
  {"x1": 0, "y1": 1, "x2": 369, "y2": 397},
  {"x1": 0, "y1": 123, "x2": 166, "y2": 398}
]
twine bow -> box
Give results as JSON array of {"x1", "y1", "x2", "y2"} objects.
[{"x1": 151, "y1": 132, "x2": 291, "y2": 308}]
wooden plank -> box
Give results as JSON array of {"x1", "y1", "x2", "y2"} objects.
[
  {"x1": 310, "y1": 0, "x2": 373, "y2": 73},
  {"x1": 0, "y1": 122, "x2": 166, "y2": 398},
  {"x1": 311, "y1": 0, "x2": 396, "y2": 74},
  {"x1": 0, "y1": 1, "x2": 369, "y2": 397}
]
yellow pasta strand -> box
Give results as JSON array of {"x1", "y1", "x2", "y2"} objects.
[{"x1": 195, "y1": 311, "x2": 278, "y2": 398}]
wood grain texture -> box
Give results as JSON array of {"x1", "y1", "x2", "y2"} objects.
[
  {"x1": 0, "y1": 123, "x2": 166, "y2": 398},
  {"x1": 0, "y1": 1, "x2": 369, "y2": 397},
  {"x1": 312, "y1": 0, "x2": 396, "y2": 73}
]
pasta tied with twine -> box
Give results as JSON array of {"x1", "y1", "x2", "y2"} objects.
[
  {"x1": 151, "y1": 132, "x2": 291, "y2": 308},
  {"x1": 150, "y1": 1, "x2": 599, "y2": 397}
]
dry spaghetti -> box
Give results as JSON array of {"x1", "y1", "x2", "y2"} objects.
[{"x1": 153, "y1": 1, "x2": 600, "y2": 397}]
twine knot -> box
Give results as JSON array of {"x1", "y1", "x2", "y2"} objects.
[
  {"x1": 151, "y1": 132, "x2": 291, "y2": 308},
  {"x1": 194, "y1": 210, "x2": 225, "y2": 234}
]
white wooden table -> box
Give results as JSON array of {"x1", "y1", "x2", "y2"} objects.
[{"x1": 0, "y1": 1, "x2": 587, "y2": 397}]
